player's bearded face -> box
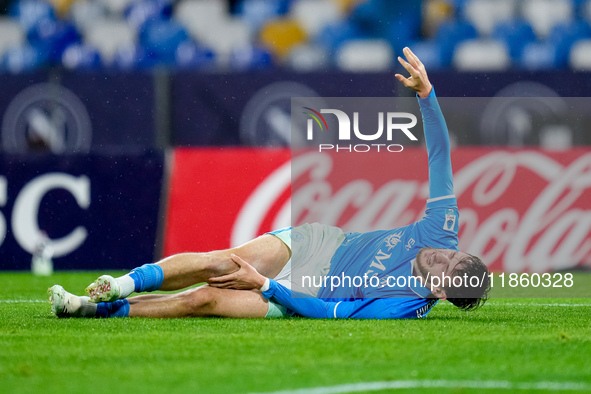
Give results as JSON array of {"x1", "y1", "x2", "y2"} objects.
[{"x1": 415, "y1": 247, "x2": 469, "y2": 284}]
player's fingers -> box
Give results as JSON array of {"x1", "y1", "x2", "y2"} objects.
[
  {"x1": 404, "y1": 47, "x2": 418, "y2": 64},
  {"x1": 402, "y1": 47, "x2": 419, "y2": 69},
  {"x1": 397, "y1": 55, "x2": 410, "y2": 69},
  {"x1": 208, "y1": 273, "x2": 237, "y2": 283},
  {"x1": 402, "y1": 47, "x2": 417, "y2": 68},
  {"x1": 209, "y1": 279, "x2": 237, "y2": 288},
  {"x1": 394, "y1": 74, "x2": 411, "y2": 87},
  {"x1": 405, "y1": 47, "x2": 423, "y2": 67},
  {"x1": 405, "y1": 47, "x2": 426, "y2": 73},
  {"x1": 212, "y1": 282, "x2": 234, "y2": 288},
  {"x1": 397, "y1": 56, "x2": 417, "y2": 76},
  {"x1": 407, "y1": 47, "x2": 425, "y2": 71},
  {"x1": 230, "y1": 253, "x2": 249, "y2": 268}
]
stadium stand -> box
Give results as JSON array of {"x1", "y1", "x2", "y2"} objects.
[
  {"x1": 452, "y1": 38, "x2": 511, "y2": 71},
  {"x1": 0, "y1": 0, "x2": 589, "y2": 72},
  {"x1": 335, "y1": 38, "x2": 393, "y2": 71},
  {"x1": 84, "y1": 20, "x2": 136, "y2": 63},
  {"x1": 569, "y1": 38, "x2": 591, "y2": 69},
  {"x1": 462, "y1": 0, "x2": 516, "y2": 36},
  {"x1": 0, "y1": 17, "x2": 24, "y2": 59}
]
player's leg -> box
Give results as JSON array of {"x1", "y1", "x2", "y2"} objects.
[
  {"x1": 86, "y1": 233, "x2": 290, "y2": 302},
  {"x1": 126, "y1": 286, "x2": 270, "y2": 318},
  {"x1": 158, "y1": 234, "x2": 290, "y2": 290},
  {"x1": 48, "y1": 285, "x2": 98, "y2": 318},
  {"x1": 50, "y1": 285, "x2": 274, "y2": 319}
]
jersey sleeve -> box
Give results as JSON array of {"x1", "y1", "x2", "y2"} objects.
[
  {"x1": 262, "y1": 279, "x2": 348, "y2": 318},
  {"x1": 261, "y1": 279, "x2": 430, "y2": 319},
  {"x1": 262, "y1": 279, "x2": 392, "y2": 318},
  {"x1": 418, "y1": 88, "x2": 454, "y2": 202}
]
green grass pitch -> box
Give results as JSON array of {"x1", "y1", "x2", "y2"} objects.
[{"x1": 1, "y1": 272, "x2": 591, "y2": 394}]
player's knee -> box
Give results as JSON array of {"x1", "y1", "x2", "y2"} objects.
[{"x1": 182, "y1": 286, "x2": 217, "y2": 315}]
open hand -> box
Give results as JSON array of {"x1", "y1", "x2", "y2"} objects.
[
  {"x1": 395, "y1": 47, "x2": 433, "y2": 98},
  {"x1": 207, "y1": 253, "x2": 267, "y2": 290}
]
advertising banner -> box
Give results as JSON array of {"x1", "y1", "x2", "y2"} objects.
[
  {"x1": 0, "y1": 152, "x2": 164, "y2": 270},
  {"x1": 165, "y1": 148, "x2": 591, "y2": 273},
  {"x1": 0, "y1": 73, "x2": 155, "y2": 153},
  {"x1": 171, "y1": 71, "x2": 591, "y2": 147}
]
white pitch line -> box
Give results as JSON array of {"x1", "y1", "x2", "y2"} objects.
[
  {"x1": 495, "y1": 303, "x2": 591, "y2": 307},
  {"x1": 437, "y1": 302, "x2": 591, "y2": 307},
  {"x1": 1, "y1": 300, "x2": 590, "y2": 306},
  {"x1": 0, "y1": 300, "x2": 46, "y2": 303},
  {"x1": 252, "y1": 379, "x2": 591, "y2": 394}
]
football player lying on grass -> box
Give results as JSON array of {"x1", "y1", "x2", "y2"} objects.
[{"x1": 49, "y1": 47, "x2": 490, "y2": 320}]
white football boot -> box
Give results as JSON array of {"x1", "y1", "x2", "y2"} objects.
[
  {"x1": 85, "y1": 275, "x2": 122, "y2": 303},
  {"x1": 48, "y1": 285, "x2": 95, "y2": 318}
]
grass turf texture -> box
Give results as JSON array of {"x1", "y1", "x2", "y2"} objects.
[{"x1": 1, "y1": 272, "x2": 590, "y2": 394}]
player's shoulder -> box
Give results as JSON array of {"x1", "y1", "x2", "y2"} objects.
[{"x1": 414, "y1": 211, "x2": 459, "y2": 249}]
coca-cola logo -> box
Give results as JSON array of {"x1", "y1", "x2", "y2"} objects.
[{"x1": 231, "y1": 150, "x2": 591, "y2": 272}]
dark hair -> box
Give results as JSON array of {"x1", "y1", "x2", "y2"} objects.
[{"x1": 444, "y1": 254, "x2": 491, "y2": 311}]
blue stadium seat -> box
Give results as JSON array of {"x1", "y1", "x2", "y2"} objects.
[
  {"x1": 125, "y1": 0, "x2": 172, "y2": 29},
  {"x1": 2, "y1": 44, "x2": 44, "y2": 73},
  {"x1": 584, "y1": 0, "x2": 591, "y2": 22},
  {"x1": 62, "y1": 43, "x2": 102, "y2": 70},
  {"x1": 238, "y1": 0, "x2": 284, "y2": 31},
  {"x1": 408, "y1": 40, "x2": 447, "y2": 69},
  {"x1": 493, "y1": 19, "x2": 537, "y2": 60},
  {"x1": 384, "y1": 16, "x2": 421, "y2": 53},
  {"x1": 435, "y1": 20, "x2": 478, "y2": 66},
  {"x1": 175, "y1": 40, "x2": 215, "y2": 69},
  {"x1": 315, "y1": 20, "x2": 363, "y2": 53},
  {"x1": 348, "y1": 0, "x2": 382, "y2": 36},
  {"x1": 27, "y1": 19, "x2": 80, "y2": 63},
  {"x1": 229, "y1": 46, "x2": 273, "y2": 70},
  {"x1": 519, "y1": 41, "x2": 562, "y2": 69},
  {"x1": 448, "y1": 0, "x2": 471, "y2": 13},
  {"x1": 9, "y1": 0, "x2": 55, "y2": 33},
  {"x1": 139, "y1": 19, "x2": 189, "y2": 64},
  {"x1": 110, "y1": 44, "x2": 156, "y2": 70},
  {"x1": 548, "y1": 20, "x2": 591, "y2": 59},
  {"x1": 349, "y1": 0, "x2": 421, "y2": 40}
]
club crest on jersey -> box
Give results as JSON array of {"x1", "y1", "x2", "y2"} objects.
[
  {"x1": 384, "y1": 232, "x2": 403, "y2": 250},
  {"x1": 443, "y1": 209, "x2": 456, "y2": 232},
  {"x1": 291, "y1": 230, "x2": 305, "y2": 242}
]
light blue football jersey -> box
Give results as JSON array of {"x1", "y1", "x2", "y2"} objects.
[{"x1": 263, "y1": 88, "x2": 459, "y2": 319}]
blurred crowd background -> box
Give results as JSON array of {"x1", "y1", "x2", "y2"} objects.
[
  {"x1": 0, "y1": 0, "x2": 591, "y2": 73},
  {"x1": 0, "y1": 0, "x2": 590, "y2": 154}
]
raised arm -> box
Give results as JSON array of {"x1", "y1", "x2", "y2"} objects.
[{"x1": 395, "y1": 47, "x2": 454, "y2": 200}]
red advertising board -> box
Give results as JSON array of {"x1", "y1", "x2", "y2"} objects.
[
  {"x1": 164, "y1": 148, "x2": 291, "y2": 255},
  {"x1": 164, "y1": 147, "x2": 591, "y2": 272}
]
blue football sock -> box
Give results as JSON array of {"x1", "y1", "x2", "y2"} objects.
[
  {"x1": 96, "y1": 299, "x2": 130, "y2": 318},
  {"x1": 128, "y1": 264, "x2": 164, "y2": 292}
]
